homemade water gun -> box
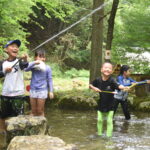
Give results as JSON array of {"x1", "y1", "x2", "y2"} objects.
[
  {"x1": 100, "y1": 80, "x2": 149, "y2": 94},
  {"x1": 95, "y1": 90, "x2": 117, "y2": 94},
  {"x1": 129, "y1": 80, "x2": 148, "y2": 89}
]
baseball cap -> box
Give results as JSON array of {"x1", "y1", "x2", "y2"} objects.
[{"x1": 4, "y1": 39, "x2": 21, "y2": 48}]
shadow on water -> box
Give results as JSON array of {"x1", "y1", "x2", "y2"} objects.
[{"x1": 0, "y1": 107, "x2": 150, "y2": 150}]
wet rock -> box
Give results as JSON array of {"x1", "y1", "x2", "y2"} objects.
[
  {"x1": 7, "y1": 135, "x2": 78, "y2": 150},
  {"x1": 58, "y1": 96, "x2": 97, "y2": 110},
  {"x1": 5, "y1": 115, "x2": 47, "y2": 142},
  {"x1": 129, "y1": 96, "x2": 150, "y2": 112},
  {"x1": 0, "y1": 130, "x2": 7, "y2": 149},
  {"x1": 127, "y1": 95, "x2": 134, "y2": 105},
  {"x1": 135, "y1": 84, "x2": 150, "y2": 97},
  {"x1": 139, "y1": 101, "x2": 150, "y2": 111},
  {"x1": 55, "y1": 90, "x2": 98, "y2": 110}
]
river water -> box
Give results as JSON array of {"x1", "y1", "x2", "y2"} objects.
[
  {"x1": 0, "y1": 107, "x2": 150, "y2": 150},
  {"x1": 46, "y1": 108, "x2": 150, "y2": 150}
]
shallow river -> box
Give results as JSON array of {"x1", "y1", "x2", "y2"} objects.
[
  {"x1": 46, "y1": 108, "x2": 150, "y2": 150},
  {"x1": 0, "y1": 107, "x2": 150, "y2": 150}
]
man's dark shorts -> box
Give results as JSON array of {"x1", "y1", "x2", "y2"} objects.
[{"x1": 0, "y1": 96, "x2": 25, "y2": 119}]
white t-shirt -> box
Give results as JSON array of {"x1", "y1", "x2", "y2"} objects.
[{"x1": 2, "y1": 59, "x2": 25, "y2": 96}]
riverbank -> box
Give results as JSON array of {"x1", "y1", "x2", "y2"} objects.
[{"x1": 24, "y1": 68, "x2": 150, "y2": 112}]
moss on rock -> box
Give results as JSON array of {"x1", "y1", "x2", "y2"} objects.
[
  {"x1": 54, "y1": 89, "x2": 98, "y2": 110},
  {"x1": 129, "y1": 96, "x2": 150, "y2": 112}
]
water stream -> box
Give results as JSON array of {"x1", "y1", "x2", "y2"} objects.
[
  {"x1": 0, "y1": 107, "x2": 150, "y2": 150},
  {"x1": 45, "y1": 108, "x2": 150, "y2": 150}
]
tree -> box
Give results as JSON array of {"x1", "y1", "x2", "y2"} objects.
[
  {"x1": 105, "y1": 0, "x2": 119, "y2": 61},
  {"x1": 0, "y1": 0, "x2": 77, "y2": 55},
  {"x1": 0, "y1": 0, "x2": 35, "y2": 53},
  {"x1": 90, "y1": 0, "x2": 104, "y2": 82}
]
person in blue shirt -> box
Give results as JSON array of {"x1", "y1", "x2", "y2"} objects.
[
  {"x1": 25, "y1": 50, "x2": 54, "y2": 116},
  {"x1": 114, "y1": 65, "x2": 150, "y2": 120}
]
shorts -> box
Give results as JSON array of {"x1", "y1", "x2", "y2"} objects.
[
  {"x1": 30, "y1": 90, "x2": 48, "y2": 99},
  {"x1": 0, "y1": 96, "x2": 25, "y2": 119}
]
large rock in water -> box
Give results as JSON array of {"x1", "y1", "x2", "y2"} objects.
[
  {"x1": 5, "y1": 115, "x2": 47, "y2": 142},
  {"x1": 139, "y1": 101, "x2": 150, "y2": 111},
  {"x1": 7, "y1": 135, "x2": 78, "y2": 150},
  {"x1": 56, "y1": 90, "x2": 98, "y2": 110},
  {"x1": 128, "y1": 96, "x2": 150, "y2": 112}
]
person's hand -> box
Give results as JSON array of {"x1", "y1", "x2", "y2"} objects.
[
  {"x1": 129, "y1": 82, "x2": 137, "y2": 89},
  {"x1": 5, "y1": 67, "x2": 12, "y2": 73},
  {"x1": 21, "y1": 54, "x2": 28, "y2": 62},
  {"x1": 34, "y1": 60, "x2": 41, "y2": 65},
  {"x1": 146, "y1": 80, "x2": 150, "y2": 84},
  {"x1": 123, "y1": 86, "x2": 130, "y2": 92},
  {"x1": 49, "y1": 92, "x2": 54, "y2": 99},
  {"x1": 131, "y1": 82, "x2": 136, "y2": 85},
  {"x1": 93, "y1": 87, "x2": 101, "y2": 92}
]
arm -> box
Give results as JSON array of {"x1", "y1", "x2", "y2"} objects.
[
  {"x1": 19, "y1": 54, "x2": 29, "y2": 70},
  {"x1": 0, "y1": 61, "x2": 5, "y2": 78},
  {"x1": 24, "y1": 62, "x2": 35, "y2": 71},
  {"x1": 47, "y1": 67, "x2": 54, "y2": 99},
  {"x1": 128, "y1": 80, "x2": 150, "y2": 89},
  {"x1": 118, "y1": 85, "x2": 129, "y2": 91},
  {"x1": 146, "y1": 80, "x2": 150, "y2": 84},
  {"x1": 117, "y1": 76, "x2": 136, "y2": 86},
  {"x1": 136, "y1": 80, "x2": 149, "y2": 85},
  {"x1": 24, "y1": 61, "x2": 40, "y2": 71},
  {"x1": 89, "y1": 84, "x2": 101, "y2": 92},
  {"x1": 19, "y1": 59, "x2": 29, "y2": 70},
  {"x1": 111, "y1": 77, "x2": 129, "y2": 91}
]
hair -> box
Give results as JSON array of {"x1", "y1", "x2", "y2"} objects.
[
  {"x1": 101, "y1": 61, "x2": 113, "y2": 68},
  {"x1": 119, "y1": 65, "x2": 130, "y2": 75},
  {"x1": 35, "y1": 50, "x2": 46, "y2": 58}
]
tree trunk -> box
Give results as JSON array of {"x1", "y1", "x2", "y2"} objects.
[
  {"x1": 90, "y1": 0, "x2": 104, "y2": 82},
  {"x1": 105, "y1": 0, "x2": 119, "y2": 61}
]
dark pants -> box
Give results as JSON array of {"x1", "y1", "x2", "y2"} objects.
[
  {"x1": 114, "y1": 99, "x2": 131, "y2": 120},
  {"x1": 0, "y1": 96, "x2": 24, "y2": 119}
]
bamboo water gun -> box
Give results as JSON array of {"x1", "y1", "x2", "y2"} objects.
[
  {"x1": 99, "y1": 91, "x2": 117, "y2": 94},
  {"x1": 129, "y1": 80, "x2": 149, "y2": 89}
]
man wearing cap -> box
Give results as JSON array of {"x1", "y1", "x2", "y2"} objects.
[{"x1": 0, "y1": 40, "x2": 28, "y2": 130}]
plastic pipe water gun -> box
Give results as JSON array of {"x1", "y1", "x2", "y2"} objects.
[{"x1": 129, "y1": 80, "x2": 148, "y2": 89}]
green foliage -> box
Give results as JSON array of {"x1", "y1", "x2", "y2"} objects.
[
  {"x1": 36, "y1": 0, "x2": 76, "y2": 22},
  {"x1": 50, "y1": 63, "x2": 89, "y2": 78},
  {"x1": 1, "y1": 0, "x2": 149, "y2": 74},
  {"x1": 50, "y1": 63, "x2": 63, "y2": 78},
  {"x1": 112, "y1": 0, "x2": 150, "y2": 73},
  {"x1": 0, "y1": 0, "x2": 78, "y2": 56},
  {"x1": 64, "y1": 68, "x2": 89, "y2": 78},
  {"x1": 0, "y1": 0, "x2": 35, "y2": 53},
  {"x1": 114, "y1": 0, "x2": 150, "y2": 48}
]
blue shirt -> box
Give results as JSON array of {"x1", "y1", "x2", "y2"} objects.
[
  {"x1": 117, "y1": 75, "x2": 147, "y2": 86},
  {"x1": 117, "y1": 75, "x2": 136, "y2": 86},
  {"x1": 25, "y1": 62, "x2": 53, "y2": 92},
  {"x1": 115, "y1": 75, "x2": 147, "y2": 100}
]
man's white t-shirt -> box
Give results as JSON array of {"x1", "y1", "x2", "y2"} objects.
[{"x1": 2, "y1": 59, "x2": 25, "y2": 96}]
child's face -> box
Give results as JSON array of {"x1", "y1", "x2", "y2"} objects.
[
  {"x1": 35, "y1": 55, "x2": 46, "y2": 61},
  {"x1": 101, "y1": 63, "x2": 113, "y2": 77},
  {"x1": 5, "y1": 43, "x2": 19, "y2": 58},
  {"x1": 124, "y1": 69, "x2": 131, "y2": 77}
]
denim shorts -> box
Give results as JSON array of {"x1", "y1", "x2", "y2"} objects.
[{"x1": 30, "y1": 90, "x2": 48, "y2": 99}]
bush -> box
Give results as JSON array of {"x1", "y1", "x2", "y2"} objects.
[{"x1": 64, "y1": 68, "x2": 89, "y2": 78}]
